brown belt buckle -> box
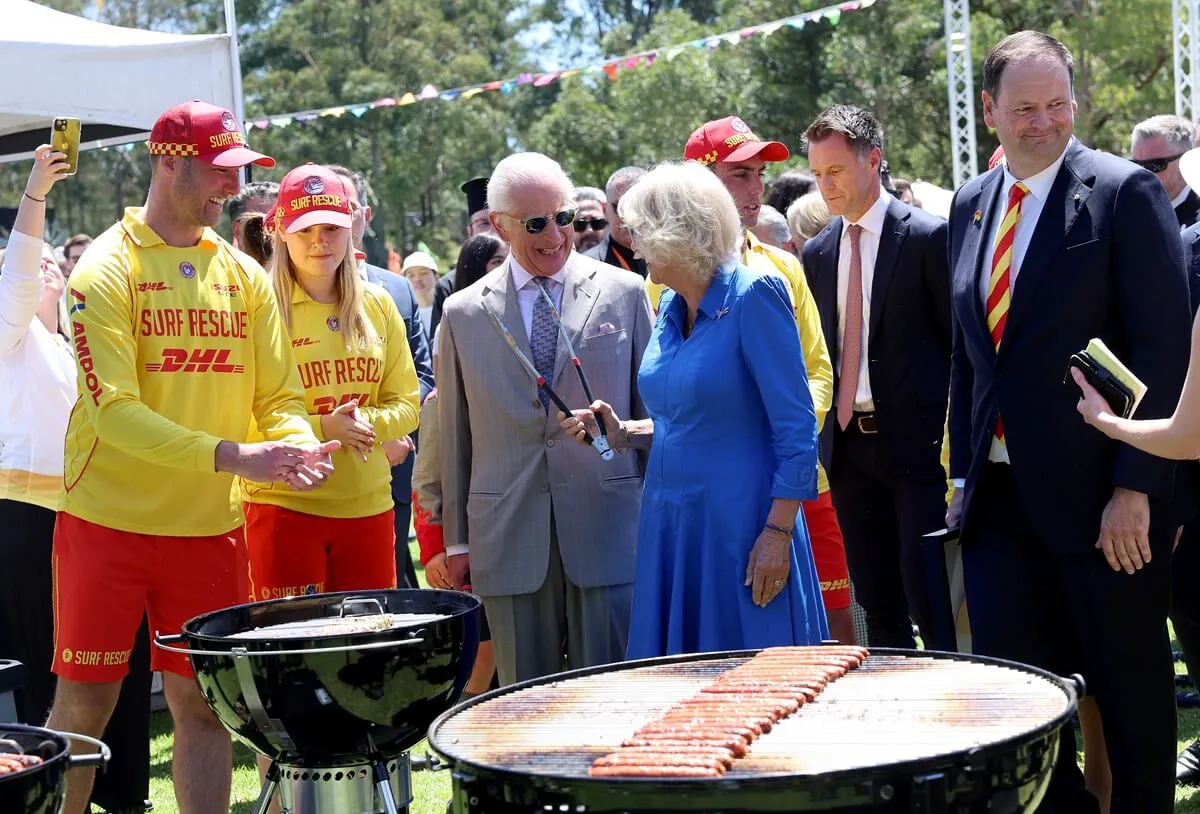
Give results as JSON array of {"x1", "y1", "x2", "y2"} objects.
[{"x1": 855, "y1": 414, "x2": 879, "y2": 435}]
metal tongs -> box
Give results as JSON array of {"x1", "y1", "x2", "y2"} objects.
[{"x1": 485, "y1": 303, "x2": 614, "y2": 461}]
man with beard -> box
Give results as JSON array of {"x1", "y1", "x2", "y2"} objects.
[{"x1": 43, "y1": 101, "x2": 338, "y2": 814}]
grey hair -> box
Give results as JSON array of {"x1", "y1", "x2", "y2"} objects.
[
  {"x1": 755, "y1": 205, "x2": 791, "y2": 246},
  {"x1": 618, "y1": 161, "x2": 740, "y2": 279},
  {"x1": 487, "y1": 153, "x2": 574, "y2": 215},
  {"x1": 1132, "y1": 115, "x2": 1197, "y2": 154},
  {"x1": 786, "y1": 192, "x2": 832, "y2": 242},
  {"x1": 573, "y1": 186, "x2": 605, "y2": 205},
  {"x1": 605, "y1": 166, "x2": 647, "y2": 200}
]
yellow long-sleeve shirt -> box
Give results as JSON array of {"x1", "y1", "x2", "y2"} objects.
[
  {"x1": 62, "y1": 208, "x2": 315, "y2": 536},
  {"x1": 646, "y1": 233, "x2": 834, "y2": 493},
  {"x1": 241, "y1": 281, "x2": 420, "y2": 518}
]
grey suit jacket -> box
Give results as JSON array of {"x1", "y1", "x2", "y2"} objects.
[{"x1": 436, "y1": 252, "x2": 653, "y2": 596}]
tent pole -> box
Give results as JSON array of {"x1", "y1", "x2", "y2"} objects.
[{"x1": 224, "y1": 0, "x2": 249, "y2": 184}]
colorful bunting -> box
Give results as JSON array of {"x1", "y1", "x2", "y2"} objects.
[{"x1": 237, "y1": 0, "x2": 881, "y2": 132}]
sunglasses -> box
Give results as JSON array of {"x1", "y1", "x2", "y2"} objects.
[
  {"x1": 573, "y1": 218, "x2": 609, "y2": 233},
  {"x1": 1131, "y1": 153, "x2": 1187, "y2": 173},
  {"x1": 503, "y1": 209, "x2": 576, "y2": 235}
]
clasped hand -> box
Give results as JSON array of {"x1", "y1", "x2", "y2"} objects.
[{"x1": 320, "y1": 399, "x2": 376, "y2": 462}]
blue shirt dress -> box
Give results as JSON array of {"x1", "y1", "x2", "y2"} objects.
[{"x1": 626, "y1": 264, "x2": 830, "y2": 659}]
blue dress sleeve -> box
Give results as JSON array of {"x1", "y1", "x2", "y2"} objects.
[{"x1": 738, "y1": 272, "x2": 819, "y2": 501}]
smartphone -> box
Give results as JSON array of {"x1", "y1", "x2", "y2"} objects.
[{"x1": 50, "y1": 117, "x2": 80, "y2": 176}]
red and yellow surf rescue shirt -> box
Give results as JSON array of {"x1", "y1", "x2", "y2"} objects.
[
  {"x1": 240, "y1": 281, "x2": 420, "y2": 518},
  {"x1": 62, "y1": 207, "x2": 315, "y2": 536}
]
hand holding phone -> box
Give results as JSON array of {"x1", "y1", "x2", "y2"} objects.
[
  {"x1": 25, "y1": 144, "x2": 73, "y2": 203},
  {"x1": 50, "y1": 117, "x2": 80, "y2": 176}
]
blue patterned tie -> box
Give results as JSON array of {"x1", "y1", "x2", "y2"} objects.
[{"x1": 530, "y1": 277, "x2": 558, "y2": 409}]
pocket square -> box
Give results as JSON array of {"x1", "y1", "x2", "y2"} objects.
[{"x1": 598, "y1": 322, "x2": 615, "y2": 333}]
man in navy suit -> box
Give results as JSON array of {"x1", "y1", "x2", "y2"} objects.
[
  {"x1": 947, "y1": 32, "x2": 1191, "y2": 812},
  {"x1": 330, "y1": 166, "x2": 435, "y2": 588},
  {"x1": 801, "y1": 105, "x2": 951, "y2": 649}
]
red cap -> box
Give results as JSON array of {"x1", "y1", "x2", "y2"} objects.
[
  {"x1": 684, "y1": 116, "x2": 789, "y2": 166},
  {"x1": 148, "y1": 101, "x2": 275, "y2": 168},
  {"x1": 275, "y1": 164, "x2": 353, "y2": 234}
]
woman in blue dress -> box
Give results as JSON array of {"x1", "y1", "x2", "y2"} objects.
[{"x1": 559, "y1": 161, "x2": 829, "y2": 658}]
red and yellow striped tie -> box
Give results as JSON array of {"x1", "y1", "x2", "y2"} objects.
[{"x1": 986, "y1": 181, "x2": 1029, "y2": 442}]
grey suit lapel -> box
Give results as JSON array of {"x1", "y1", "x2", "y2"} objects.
[
  {"x1": 552, "y1": 254, "x2": 600, "y2": 384},
  {"x1": 483, "y1": 260, "x2": 535, "y2": 363}
]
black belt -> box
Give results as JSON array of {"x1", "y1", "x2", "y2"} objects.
[{"x1": 849, "y1": 412, "x2": 878, "y2": 435}]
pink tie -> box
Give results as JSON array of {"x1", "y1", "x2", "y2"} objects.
[{"x1": 837, "y1": 224, "x2": 864, "y2": 431}]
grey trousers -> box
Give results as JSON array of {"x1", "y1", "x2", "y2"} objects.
[{"x1": 483, "y1": 533, "x2": 633, "y2": 686}]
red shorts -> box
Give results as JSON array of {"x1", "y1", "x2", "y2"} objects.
[
  {"x1": 52, "y1": 513, "x2": 246, "y2": 681},
  {"x1": 244, "y1": 504, "x2": 396, "y2": 603},
  {"x1": 802, "y1": 492, "x2": 851, "y2": 611}
]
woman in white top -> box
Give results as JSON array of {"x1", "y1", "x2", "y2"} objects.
[{"x1": 0, "y1": 146, "x2": 74, "y2": 724}]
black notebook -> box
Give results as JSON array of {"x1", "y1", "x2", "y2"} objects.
[{"x1": 1064, "y1": 338, "x2": 1147, "y2": 420}]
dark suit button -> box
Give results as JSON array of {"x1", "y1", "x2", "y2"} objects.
[
  {"x1": 541, "y1": 485, "x2": 549, "y2": 493},
  {"x1": 546, "y1": 439, "x2": 556, "y2": 448}
]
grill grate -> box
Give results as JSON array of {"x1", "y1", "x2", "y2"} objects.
[{"x1": 432, "y1": 654, "x2": 1070, "y2": 778}]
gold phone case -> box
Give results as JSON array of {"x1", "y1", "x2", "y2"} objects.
[{"x1": 51, "y1": 117, "x2": 80, "y2": 176}]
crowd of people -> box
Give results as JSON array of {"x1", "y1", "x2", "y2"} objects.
[{"x1": 6, "y1": 25, "x2": 1200, "y2": 814}]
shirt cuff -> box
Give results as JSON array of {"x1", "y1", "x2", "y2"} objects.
[
  {"x1": 446, "y1": 544, "x2": 469, "y2": 556},
  {"x1": 952, "y1": 478, "x2": 965, "y2": 489}
]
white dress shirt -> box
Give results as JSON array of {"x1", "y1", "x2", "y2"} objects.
[
  {"x1": 981, "y1": 141, "x2": 1071, "y2": 464},
  {"x1": 836, "y1": 187, "x2": 891, "y2": 411},
  {"x1": 1173, "y1": 185, "x2": 1193, "y2": 209},
  {"x1": 510, "y1": 257, "x2": 566, "y2": 341}
]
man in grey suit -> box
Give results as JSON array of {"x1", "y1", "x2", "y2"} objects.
[{"x1": 437, "y1": 152, "x2": 653, "y2": 685}]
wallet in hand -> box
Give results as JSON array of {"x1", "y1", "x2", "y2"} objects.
[{"x1": 1063, "y1": 338, "x2": 1147, "y2": 419}]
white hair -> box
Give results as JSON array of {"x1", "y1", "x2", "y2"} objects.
[
  {"x1": 755, "y1": 205, "x2": 791, "y2": 246},
  {"x1": 786, "y1": 192, "x2": 832, "y2": 242},
  {"x1": 487, "y1": 152, "x2": 574, "y2": 216},
  {"x1": 1132, "y1": 115, "x2": 1196, "y2": 154},
  {"x1": 605, "y1": 166, "x2": 646, "y2": 200},
  {"x1": 618, "y1": 161, "x2": 740, "y2": 279}
]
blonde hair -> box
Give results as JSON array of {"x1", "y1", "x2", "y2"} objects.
[
  {"x1": 268, "y1": 227, "x2": 374, "y2": 349},
  {"x1": 618, "y1": 161, "x2": 740, "y2": 280},
  {"x1": 786, "y1": 192, "x2": 833, "y2": 242}
]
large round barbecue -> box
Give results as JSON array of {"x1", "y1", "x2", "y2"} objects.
[
  {"x1": 428, "y1": 647, "x2": 1081, "y2": 813},
  {"x1": 156, "y1": 588, "x2": 481, "y2": 814}
]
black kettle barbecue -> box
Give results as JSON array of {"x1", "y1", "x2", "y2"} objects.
[
  {"x1": 156, "y1": 588, "x2": 481, "y2": 814},
  {"x1": 0, "y1": 722, "x2": 110, "y2": 814}
]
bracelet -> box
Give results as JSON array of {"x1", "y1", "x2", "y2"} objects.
[
  {"x1": 23, "y1": 191, "x2": 45, "y2": 203},
  {"x1": 764, "y1": 522, "x2": 793, "y2": 537},
  {"x1": 617, "y1": 420, "x2": 630, "y2": 453}
]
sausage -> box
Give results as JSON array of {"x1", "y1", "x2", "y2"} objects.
[
  {"x1": 677, "y1": 696, "x2": 801, "y2": 715},
  {"x1": 593, "y1": 754, "x2": 727, "y2": 770},
  {"x1": 588, "y1": 766, "x2": 722, "y2": 778},
  {"x1": 701, "y1": 683, "x2": 819, "y2": 701},
  {"x1": 605, "y1": 746, "x2": 736, "y2": 767},
  {"x1": 634, "y1": 724, "x2": 759, "y2": 743},
  {"x1": 655, "y1": 715, "x2": 769, "y2": 735},
  {"x1": 759, "y1": 645, "x2": 869, "y2": 659},
  {"x1": 622, "y1": 737, "x2": 749, "y2": 757}
]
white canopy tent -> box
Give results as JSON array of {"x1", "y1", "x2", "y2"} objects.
[{"x1": 0, "y1": 0, "x2": 243, "y2": 164}]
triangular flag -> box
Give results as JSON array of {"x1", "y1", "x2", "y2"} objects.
[
  {"x1": 739, "y1": 27, "x2": 756, "y2": 39},
  {"x1": 560, "y1": 69, "x2": 579, "y2": 78},
  {"x1": 760, "y1": 21, "x2": 784, "y2": 35},
  {"x1": 295, "y1": 113, "x2": 318, "y2": 123},
  {"x1": 704, "y1": 37, "x2": 721, "y2": 49},
  {"x1": 623, "y1": 55, "x2": 642, "y2": 69},
  {"x1": 349, "y1": 105, "x2": 369, "y2": 117},
  {"x1": 439, "y1": 90, "x2": 461, "y2": 101},
  {"x1": 722, "y1": 31, "x2": 739, "y2": 45},
  {"x1": 602, "y1": 62, "x2": 619, "y2": 80},
  {"x1": 645, "y1": 52, "x2": 658, "y2": 66},
  {"x1": 786, "y1": 17, "x2": 807, "y2": 29},
  {"x1": 269, "y1": 116, "x2": 292, "y2": 128},
  {"x1": 461, "y1": 87, "x2": 485, "y2": 99},
  {"x1": 251, "y1": 118, "x2": 269, "y2": 130},
  {"x1": 418, "y1": 84, "x2": 439, "y2": 100},
  {"x1": 483, "y1": 81, "x2": 503, "y2": 91},
  {"x1": 825, "y1": 9, "x2": 841, "y2": 23},
  {"x1": 371, "y1": 98, "x2": 397, "y2": 108},
  {"x1": 500, "y1": 80, "x2": 518, "y2": 94},
  {"x1": 319, "y1": 107, "x2": 345, "y2": 117},
  {"x1": 665, "y1": 46, "x2": 686, "y2": 61},
  {"x1": 534, "y1": 71, "x2": 561, "y2": 87},
  {"x1": 397, "y1": 92, "x2": 417, "y2": 106},
  {"x1": 517, "y1": 73, "x2": 535, "y2": 85}
]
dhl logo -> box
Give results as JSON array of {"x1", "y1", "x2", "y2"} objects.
[
  {"x1": 145, "y1": 347, "x2": 245, "y2": 374},
  {"x1": 137, "y1": 281, "x2": 172, "y2": 292},
  {"x1": 292, "y1": 337, "x2": 316, "y2": 348},
  {"x1": 313, "y1": 392, "x2": 370, "y2": 415}
]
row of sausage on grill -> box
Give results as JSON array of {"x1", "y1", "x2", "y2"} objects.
[{"x1": 589, "y1": 645, "x2": 871, "y2": 778}]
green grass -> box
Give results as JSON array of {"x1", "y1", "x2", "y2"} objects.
[{"x1": 138, "y1": 537, "x2": 1200, "y2": 812}]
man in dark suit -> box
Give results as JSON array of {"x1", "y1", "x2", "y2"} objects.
[
  {"x1": 584, "y1": 166, "x2": 648, "y2": 278},
  {"x1": 947, "y1": 32, "x2": 1191, "y2": 813},
  {"x1": 801, "y1": 104, "x2": 951, "y2": 649},
  {"x1": 1131, "y1": 115, "x2": 1200, "y2": 228},
  {"x1": 330, "y1": 166, "x2": 435, "y2": 588}
]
